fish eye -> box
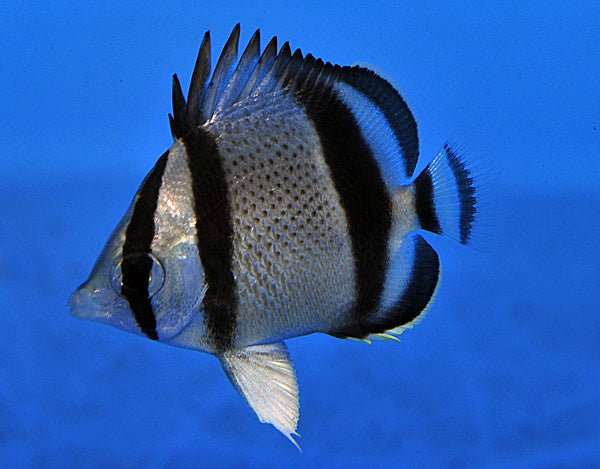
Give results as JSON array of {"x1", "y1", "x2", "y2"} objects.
[{"x1": 110, "y1": 252, "x2": 166, "y2": 298}]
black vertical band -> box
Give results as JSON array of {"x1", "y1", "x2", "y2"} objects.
[
  {"x1": 414, "y1": 169, "x2": 441, "y2": 235},
  {"x1": 300, "y1": 89, "x2": 393, "y2": 333},
  {"x1": 182, "y1": 128, "x2": 236, "y2": 352},
  {"x1": 121, "y1": 151, "x2": 169, "y2": 340},
  {"x1": 443, "y1": 144, "x2": 476, "y2": 244}
]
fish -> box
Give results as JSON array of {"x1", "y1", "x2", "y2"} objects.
[{"x1": 69, "y1": 24, "x2": 479, "y2": 448}]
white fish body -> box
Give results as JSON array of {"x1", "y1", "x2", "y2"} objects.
[{"x1": 69, "y1": 25, "x2": 480, "y2": 447}]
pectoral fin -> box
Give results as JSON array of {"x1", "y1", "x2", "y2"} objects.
[{"x1": 219, "y1": 341, "x2": 301, "y2": 449}]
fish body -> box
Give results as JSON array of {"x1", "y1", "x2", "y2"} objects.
[{"x1": 69, "y1": 25, "x2": 479, "y2": 446}]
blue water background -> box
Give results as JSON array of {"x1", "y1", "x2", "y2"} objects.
[{"x1": 1, "y1": 2, "x2": 599, "y2": 467}]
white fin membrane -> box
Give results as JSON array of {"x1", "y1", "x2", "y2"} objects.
[{"x1": 219, "y1": 342, "x2": 301, "y2": 449}]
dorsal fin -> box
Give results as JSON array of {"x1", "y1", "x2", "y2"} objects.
[
  {"x1": 338, "y1": 67, "x2": 419, "y2": 178},
  {"x1": 169, "y1": 30, "x2": 210, "y2": 138},
  {"x1": 237, "y1": 36, "x2": 278, "y2": 99},
  {"x1": 169, "y1": 74, "x2": 186, "y2": 138},
  {"x1": 215, "y1": 28, "x2": 261, "y2": 113},
  {"x1": 169, "y1": 25, "x2": 420, "y2": 180},
  {"x1": 200, "y1": 24, "x2": 240, "y2": 124},
  {"x1": 254, "y1": 41, "x2": 292, "y2": 95},
  {"x1": 185, "y1": 30, "x2": 211, "y2": 131}
]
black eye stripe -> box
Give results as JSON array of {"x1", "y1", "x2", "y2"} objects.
[
  {"x1": 121, "y1": 254, "x2": 153, "y2": 295},
  {"x1": 121, "y1": 151, "x2": 169, "y2": 340}
]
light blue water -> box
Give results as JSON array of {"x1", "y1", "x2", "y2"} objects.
[{"x1": 1, "y1": 2, "x2": 599, "y2": 467}]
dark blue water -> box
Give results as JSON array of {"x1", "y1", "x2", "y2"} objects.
[{"x1": 1, "y1": 2, "x2": 599, "y2": 467}]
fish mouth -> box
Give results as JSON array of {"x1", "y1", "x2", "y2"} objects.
[
  {"x1": 68, "y1": 288, "x2": 86, "y2": 318},
  {"x1": 68, "y1": 285, "x2": 102, "y2": 320},
  {"x1": 68, "y1": 284, "x2": 118, "y2": 325}
]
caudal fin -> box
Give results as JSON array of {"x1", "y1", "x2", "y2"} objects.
[{"x1": 414, "y1": 143, "x2": 477, "y2": 245}]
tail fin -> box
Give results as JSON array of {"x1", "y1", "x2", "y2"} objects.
[{"x1": 414, "y1": 143, "x2": 477, "y2": 245}]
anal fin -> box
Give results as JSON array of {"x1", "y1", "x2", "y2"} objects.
[{"x1": 219, "y1": 341, "x2": 301, "y2": 449}]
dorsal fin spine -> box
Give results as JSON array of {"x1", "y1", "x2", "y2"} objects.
[
  {"x1": 216, "y1": 29, "x2": 261, "y2": 113},
  {"x1": 255, "y1": 42, "x2": 291, "y2": 94},
  {"x1": 170, "y1": 74, "x2": 186, "y2": 138},
  {"x1": 238, "y1": 36, "x2": 278, "y2": 100},
  {"x1": 185, "y1": 31, "x2": 211, "y2": 132},
  {"x1": 200, "y1": 24, "x2": 240, "y2": 123},
  {"x1": 276, "y1": 49, "x2": 304, "y2": 90},
  {"x1": 290, "y1": 54, "x2": 316, "y2": 91},
  {"x1": 298, "y1": 58, "x2": 324, "y2": 94}
]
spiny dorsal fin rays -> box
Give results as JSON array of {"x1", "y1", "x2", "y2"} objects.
[
  {"x1": 300, "y1": 61, "x2": 339, "y2": 104},
  {"x1": 296, "y1": 57, "x2": 325, "y2": 94},
  {"x1": 185, "y1": 30, "x2": 211, "y2": 132},
  {"x1": 275, "y1": 48, "x2": 304, "y2": 90},
  {"x1": 287, "y1": 57, "x2": 342, "y2": 109},
  {"x1": 254, "y1": 42, "x2": 292, "y2": 95},
  {"x1": 169, "y1": 31, "x2": 210, "y2": 139},
  {"x1": 237, "y1": 35, "x2": 278, "y2": 101},
  {"x1": 215, "y1": 28, "x2": 261, "y2": 114},
  {"x1": 284, "y1": 53, "x2": 315, "y2": 90},
  {"x1": 200, "y1": 24, "x2": 240, "y2": 124},
  {"x1": 168, "y1": 23, "x2": 419, "y2": 190},
  {"x1": 169, "y1": 74, "x2": 186, "y2": 138}
]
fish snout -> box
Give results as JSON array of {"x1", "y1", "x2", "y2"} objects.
[
  {"x1": 68, "y1": 287, "x2": 88, "y2": 318},
  {"x1": 68, "y1": 284, "x2": 104, "y2": 320}
]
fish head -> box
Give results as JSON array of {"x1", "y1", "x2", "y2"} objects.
[{"x1": 69, "y1": 155, "x2": 206, "y2": 343}]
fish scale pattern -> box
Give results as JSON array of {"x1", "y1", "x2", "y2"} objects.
[{"x1": 211, "y1": 101, "x2": 356, "y2": 346}]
